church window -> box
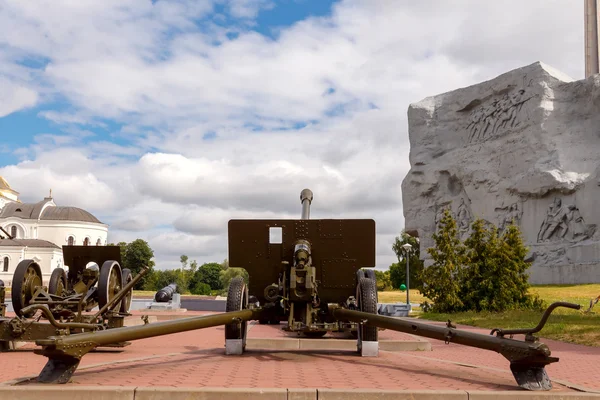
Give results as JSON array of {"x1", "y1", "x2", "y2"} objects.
[
  {"x1": 10, "y1": 226, "x2": 17, "y2": 238},
  {"x1": 15, "y1": 208, "x2": 22, "y2": 212},
  {"x1": 83, "y1": 237, "x2": 90, "y2": 246},
  {"x1": 68, "y1": 236, "x2": 74, "y2": 246},
  {"x1": 2, "y1": 257, "x2": 8, "y2": 272},
  {"x1": 96, "y1": 238, "x2": 102, "y2": 246}
]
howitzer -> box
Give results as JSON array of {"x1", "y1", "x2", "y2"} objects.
[
  {"x1": 0, "y1": 246, "x2": 147, "y2": 351},
  {"x1": 27, "y1": 189, "x2": 580, "y2": 391}
]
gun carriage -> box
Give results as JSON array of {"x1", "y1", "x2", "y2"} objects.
[
  {"x1": 0, "y1": 189, "x2": 581, "y2": 391},
  {"x1": 0, "y1": 245, "x2": 145, "y2": 351}
]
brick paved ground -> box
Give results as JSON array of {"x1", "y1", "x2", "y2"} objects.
[{"x1": 1, "y1": 310, "x2": 598, "y2": 393}]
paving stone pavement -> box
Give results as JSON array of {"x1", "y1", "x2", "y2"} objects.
[{"x1": 0, "y1": 310, "x2": 598, "y2": 394}]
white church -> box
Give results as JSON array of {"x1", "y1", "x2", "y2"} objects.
[{"x1": 0, "y1": 176, "x2": 108, "y2": 286}]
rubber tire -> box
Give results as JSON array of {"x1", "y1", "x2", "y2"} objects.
[
  {"x1": 11, "y1": 260, "x2": 43, "y2": 317},
  {"x1": 363, "y1": 269, "x2": 378, "y2": 302},
  {"x1": 119, "y1": 268, "x2": 133, "y2": 313},
  {"x1": 48, "y1": 268, "x2": 67, "y2": 296},
  {"x1": 364, "y1": 268, "x2": 376, "y2": 282},
  {"x1": 357, "y1": 277, "x2": 378, "y2": 342},
  {"x1": 98, "y1": 261, "x2": 123, "y2": 311},
  {"x1": 356, "y1": 269, "x2": 365, "y2": 283},
  {"x1": 225, "y1": 276, "x2": 249, "y2": 350}
]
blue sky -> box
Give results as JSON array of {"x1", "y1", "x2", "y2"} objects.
[
  {"x1": 0, "y1": 0, "x2": 584, "y2": 269},
  {"x1": 0, "y1": 0, "x2": 340, "y2": 166}
]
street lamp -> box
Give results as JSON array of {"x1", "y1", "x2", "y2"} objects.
[{"x1": 402, "y1": 243, "x2": 412, "y2": 306}]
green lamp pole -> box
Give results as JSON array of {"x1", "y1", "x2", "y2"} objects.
[{"x1": 402, "y1": 243, "x2": 412, "y2": 306}]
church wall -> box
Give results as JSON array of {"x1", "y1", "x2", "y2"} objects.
[
  {"x1": 1, "y1": 219, "x2": 108, "y2": 248},
  {"x1": 0, "y1": 247, "x2": 63, "y2": 287},
  {"x1": 0, "y1": 219, "x2": 28, "y2": 239},
  {"x1": 36, "y1": 221, "x2": 108, "y2": 247}
]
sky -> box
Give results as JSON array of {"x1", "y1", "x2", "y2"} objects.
[{"x1": 0, "y1": 0, "x2": 586, "y2": 270}]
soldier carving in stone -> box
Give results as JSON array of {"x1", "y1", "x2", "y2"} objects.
[
  {"x1": 480, "y1": 100, "x2": 500, "y2": 140},
  {"x1": 500, "y1": 203, "x2": 522, "y2": 232},
  {"x1": 566, "y1": 205, "x2": 593, "y2": 242},
  {"x1": 456, "y1": 198, "x2": 471, "y2": 238},
  {"x1": 537, "y1": 198, "x2": 569, "y2": 242},
  {"x1": 492, "y1": 94, "x2": 513, "y2": 135},
  {"x1": 507, "y1": 89, "x2": 527, "y2": 128},
  {"x1": 467, "y1": 108, "x2": 485, "y2": 143}
]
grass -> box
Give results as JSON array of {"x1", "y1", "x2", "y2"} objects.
[
  {"x1": 378, "y1": 289, "x2": 428, "y2": 305},
  {"x1": 409, "y1": 284, "x2": 600, "y2": 347}
]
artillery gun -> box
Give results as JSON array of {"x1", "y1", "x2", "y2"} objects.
[
  {"x1": 5, "y1": 189, "x2": 581, "y2": 391},
  {"x1": 0, "y1": 245, "x2": 147, "y2": 351}
]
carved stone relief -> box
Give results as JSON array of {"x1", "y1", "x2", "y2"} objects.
[
  {"x1": 465, "y1": 77, "x2": 535, "y2": 144},
  {"x1": 433, "y1": 198, "x2": 473, "y2": 240},
  {"x1": 537, "y1": 197, "x2": 596, "y2": 243},
  {"x1": 404, "y1": 62, "x2": 600, "y2": 284},
  {"x1": 456, "y1": 198, "x2": 472, "y2": 240},
  {"x1": 496, "y1": 202, "x2": 523, "y2": 233},
  {"x1": 434, "y1": 203, "x2": 454, "y2": 232}
]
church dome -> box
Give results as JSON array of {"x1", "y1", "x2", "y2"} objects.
[
  {"x1": 40, "y1": 206, "x2": 103, "y2": 224},
  {"x1": 0, "y1": 198, "x2": 103, "y2": 225}
]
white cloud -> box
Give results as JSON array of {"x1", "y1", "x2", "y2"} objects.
[
  {"x1": 227, "y1": 0, "x2": 275, "y2": 19},
  {"x1": 0, "y1": 0, "x2": 585, "y2": 271},
  {"x1": 0, "y1": 79, "x2": 38, "y2": 117}
]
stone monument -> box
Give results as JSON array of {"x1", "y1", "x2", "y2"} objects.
[{"x1": 401, "y1": 62, "x2": 600, "y2": 284}]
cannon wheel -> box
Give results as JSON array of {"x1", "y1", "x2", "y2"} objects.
[
  {"x1": 357, "y1": 277, "x2": 378, "y2": 342},
  {"x1": 119, "y1": 268, "x2": 133, "y2": 313},
  {"x1": 225, "y1": 276, "x2": 248, "y2": 350},
  {"x1": 98, "y1": 261, "x2": 123, "y2": 311},
  {"x1": 11, "y1": 260, "x2": 43, "y2": 317},
  {"x1": 48, "y1": 268, "x2": 68, "y2": 296}
]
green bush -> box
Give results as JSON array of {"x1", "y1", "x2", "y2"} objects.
[
  {"x1": 190, "y1": 281, "x2": 212, "y2": 295},
  {"x1": 419, "y1": 208, "x2": 543, "y2": 313}
]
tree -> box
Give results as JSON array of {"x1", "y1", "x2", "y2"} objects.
[
  {"x1": 123, "y1": 239, "x2": 156, "y2": 290},
  {"x1": 460, "y1": 218, "x2": 493, "y2": 311},
  {"x1": 390, "y1": 231, "x2": 424, "y2": 291},
  {"x1": 497, "y1": 224, "x2": 545, "y2": 311},
  {"x1": 373, "y1": 269, "x2": 392, "y2": 291},
  {"x1": 421, "y1": 208, "x2": 466, "y2": 313},
  {"x1": 108, "y1": 239, "x2": 155, "y2": 290},
  {"x1": 191, "y1": 262, "x2": 225, "y2": 291},
  {"x1": 219, "y1": 267, "x2": 249, "y2": 294}
]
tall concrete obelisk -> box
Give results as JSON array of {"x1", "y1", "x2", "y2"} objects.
[{"x1": 585, "y1": 0, "x2": 600, "y2": 77}]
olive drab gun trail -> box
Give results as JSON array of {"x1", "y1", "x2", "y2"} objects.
[{"x1": 0, "y1": 189, "x2": 581, "y2": 390}]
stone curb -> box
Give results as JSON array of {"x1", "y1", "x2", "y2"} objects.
[
  {"x1": 1, "y1": 387, "x2": 599, "y2": 400},
  {"x1": 246, "y1": 337, "x2": 431, "y2": 351}
]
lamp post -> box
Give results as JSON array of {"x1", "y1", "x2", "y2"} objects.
[{"x1": 401, "y1": 243, "x2": 412, "y2": 306}]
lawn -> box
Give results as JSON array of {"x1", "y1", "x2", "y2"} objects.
[
  {"x1": 410, "y1": 284, "x2": 600, "y2": 347},
  {"x1": 378, "y1": 289, "x2": 428, "y2": 305}
]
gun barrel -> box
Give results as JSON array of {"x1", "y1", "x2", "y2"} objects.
[
  {"x1": 155, "y1": 283, "x2": 178, "y2": 303},
  {"x1": 38, "y1": 309, "x2": 260, "y2": 348},
  {"x1": 300, "y1": 188, "x2": 313, "y2": 220},
  {"x1": 331, "y1": 307, "x2": 552, "y2": 357}
]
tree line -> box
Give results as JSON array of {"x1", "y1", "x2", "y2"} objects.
[{"x1": 108, "y1": 240, "x2": 247, "y2": 295}]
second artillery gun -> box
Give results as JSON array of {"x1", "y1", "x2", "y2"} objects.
[{"x1": 18, "y1": 189, "x2": 580, "y2": 391}]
